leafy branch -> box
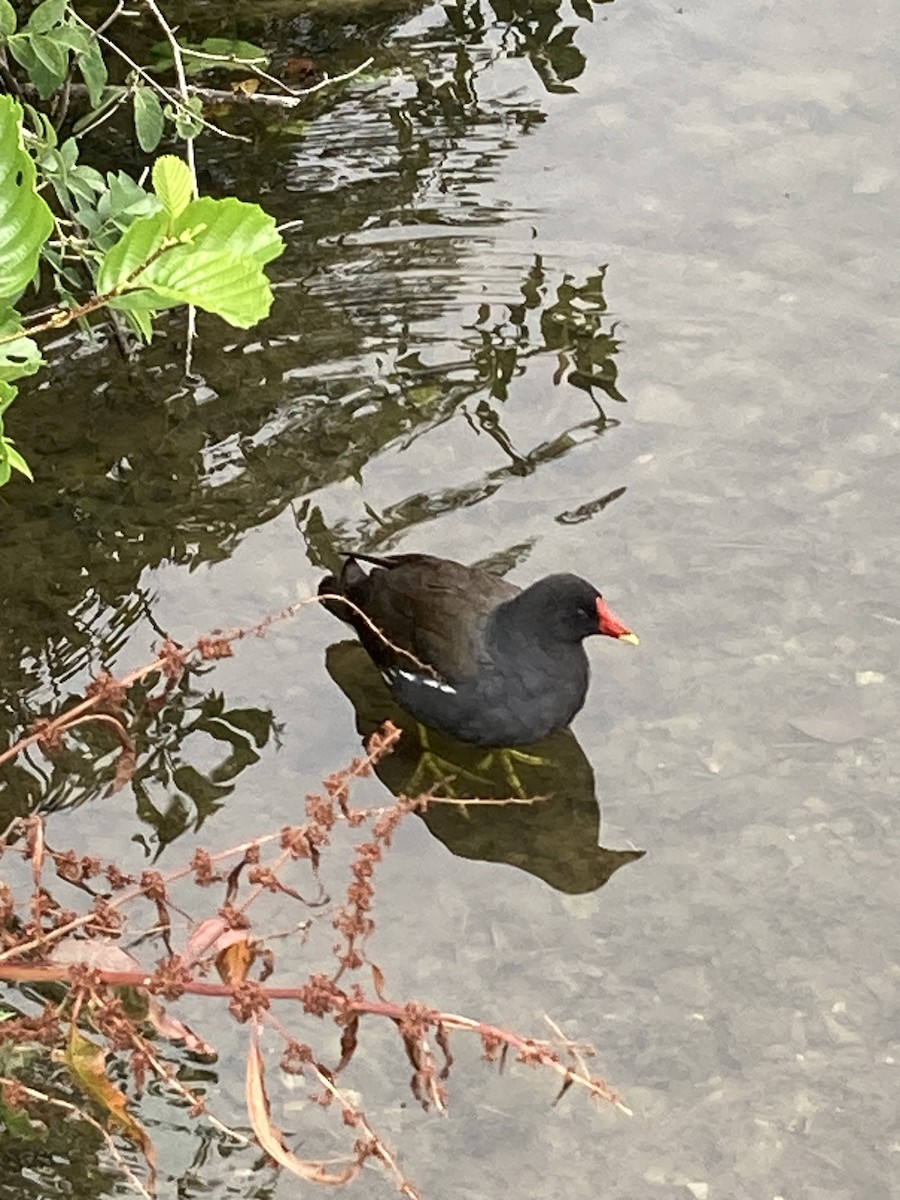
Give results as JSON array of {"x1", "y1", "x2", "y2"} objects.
[{"x1": 0, "y1": 90, "x2": 284, "y2": 484}]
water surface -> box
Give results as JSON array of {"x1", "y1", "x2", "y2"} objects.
[{"x1": 2, "y1": 1, "x2": 898, "y2": 1197}]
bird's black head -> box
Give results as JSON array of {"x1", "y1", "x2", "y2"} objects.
[{"x1": 509, "y1": 574, "x2": 638, "y2": 645}]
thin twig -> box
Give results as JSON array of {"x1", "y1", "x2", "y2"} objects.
[
  {"x1": 318, "y1": 591, "x2": 441, "y2": 679},
  {"x1": 0, "y1": 1077, "x2": 154, "y2": 1198},
  {"x1": 184, "y1": 56, "x2": 375, "y2": 106},
  {"x1": 68, "y1": 10, "x2": 246, "y2": 142},
  {"x1": 128, "y1": 1030, "x2": 252, "y2": 1147},
  {"x1": 306, "y1": 1059, "x2": 423, "y2": 1199},
  {"x1": 142, "y1": 0, "x2": 199, "y2": 371},
  {"x1": 96, "y1": 0, "x2": 128, "y2": 37}
]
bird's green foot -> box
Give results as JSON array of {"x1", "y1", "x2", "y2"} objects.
[
  {"x1": 473, "y1": 747, "x2": 547, "y2": 798},
  {"x1": 406, "y1": 724, "x2": 494, "y2": 802}
]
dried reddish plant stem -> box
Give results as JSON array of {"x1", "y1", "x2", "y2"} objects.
[
  {"x1": 0, "y1": 592, "x2": 429, "y2": 771},
  {"x1": 353, "y1": 1001, "x2": 625, "y2": 1113},
  {"x1": 0, "y1": 958, "x2": 621, "y2": 1112},
  {"x1": 0, "y1": 637, "x2": 628, "y2": 1197},
  {"x1": 0, "y1": 730, "x2": 403, "y2": 967},
  {"x1": 125, "y1": 1026, "x2": 251, "y2": 1146},
  {"x1": 304, "y1": 1058, "x2": 423, "y2": 1200}
]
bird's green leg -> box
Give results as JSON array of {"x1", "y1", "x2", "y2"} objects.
[
  {"x1": 473, "y1": 747, "x2": 546, "y2": 798},
  {"x1": 406, "y1": 724, "x2": 494, "y2": 802}
]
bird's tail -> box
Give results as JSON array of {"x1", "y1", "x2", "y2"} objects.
[{"x1": 317, "y1": 557, "x2": 369, "y2": 625}]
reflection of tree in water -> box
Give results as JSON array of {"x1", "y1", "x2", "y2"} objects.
[
  {"x1": 298, "y1": 257, "x2": 627, "y2": 557},
  {"x1": 2, "y1": 250, "x2": 626, "y2": 714},
  {"x1": 445, "y1": 0, "x2": 616, "y2": 94},
  {"x1": 1, "y1": 673, "x2": 278, "y2": 839},
  {"x1": 1, "y1": 0, "x2": 626, "y2": 774}
]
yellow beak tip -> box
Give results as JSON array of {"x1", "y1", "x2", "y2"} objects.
[{"x1": 619, "y1": 632, "x2": 640, "y2": 646}]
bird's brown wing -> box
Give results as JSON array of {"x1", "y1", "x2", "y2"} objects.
[{"x1": 340, "y1": 553, "x2": 519, "y2": 681}]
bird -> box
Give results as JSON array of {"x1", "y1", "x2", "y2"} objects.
[
  {"x1": 324, "y1": 639, "x2": 647, "y2": 893},
  {"x1": 318, "y1": 552, "x2": 638, "y2": 748}
]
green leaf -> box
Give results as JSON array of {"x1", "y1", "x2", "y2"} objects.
[
  {"x1": 50, "y1": 24, "x2": 89, "y2": 52},
  {"x1": 109, "y1": 248, "x2": 275, "y2": 327},
  {"x1": 187, "y1": 36, "x2": 268, "y2": 73},
  {"x1": 175, "y1": 196, "x2": 284, "y2": 265},
  {"x1": 0, "y1": 0, "x2": 17, "y2": 36},
  {"x1": 12, "y1": 29, "x2": 70, "y2": 96},
  {"x1": 71, "y1": 202, "x2": 100, "y2": 235},
  {"x1": 2, "y1": 438, "x2": 33, "y2": 481},
  {"x1": 59, "y1": 135, "x2": 77, "y2": 170},
  {"x1": 122, "y1": 306, "x2": 154, "y2": 342},
  {"x1": 106, "y1": 169, "x2": 157, "y2": 220},
  {"x1": 76, "y1": 37, "x2": 107, "y2": 107},
  {"x1": 99, "y1": 194, "x2": 283, "y2": 327},
  {"x1": 133, "y1": 86, "x2": 165, "y2": 153},
  {"x1": 172, "y1": 95, "x2": 203, "y2": 139},
  {"x1": 77, "y1": 165, "x2": 105, "y2": 190},
  {"x1": 0, "y1": 97, "x2": 55, "y2": 302},
  {"x1": 22, "y1": 104, "x2": 57, "y2": 149},
  {"x1": 152, "y1": 155, "x2": 193, "y2": 221},
  {"x1": 7, "y1": 33, "x2": 37, "y2": 71},
  {"x1": 67, "y1": 163, "x2": 105, "y2": 198},
  {"x1": 66, "y1": 174, "x2": 97, "y2": 205},
  {"x1": 0, "y1": 321, "x2": 43, "y2": 382},
  {"x1": 96, "y1": 210, "x2": 169, "y2": 294},
  {"x1": 26, "y1": 0, "x2": 67, "y2": 32},
  {"x1": 149, "y1": 36, "x2": 269, "y2": 76},
  {"x1": 0, "y1": 378, "x2": 17, "y2": 415},
  {"x1": 30, "y1": 32, "x2": 69, "y2": 85},
  {"x1": 197, "y1": 37, "x2": 268, "y2": 61}
]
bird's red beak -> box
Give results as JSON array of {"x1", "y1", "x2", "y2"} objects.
[{"x1": 596, "y1": 597, "x2": 639, "y2": 644}]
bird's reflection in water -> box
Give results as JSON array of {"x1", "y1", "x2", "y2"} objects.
[{"x1": 326, "y1": 642, "x2": 645, "y2": 895}]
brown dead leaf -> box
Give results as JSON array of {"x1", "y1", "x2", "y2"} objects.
[
  {"x1": 246, "y1": 1024, "x2": 358, "y2": 1184},
  {"x1": 182, "y1": 917, "x2": 230, "y2": 966},
  {"x1": 217, "y1": 934, "x2": 254, "y2": 985},
  {"x1": 371, "y1": 962, "x2": 388, "y2": 1002},
  {"x1": 335, "y1": 1015, "x2": 359, "y2": 1074},
  {"x1": 66, "y1": 1027, "x2": 156, "y2": 1184},
  {"x1": 147, "y1": 1000, "x2": 216, "y2": 1056},
  {"x1": 552, "y1": 1070, "x2": 575, "y2": 1106},
  {"x1": 26, "y1": 816, "x2": 45, "y2": 887}
]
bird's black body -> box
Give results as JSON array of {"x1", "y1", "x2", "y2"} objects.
[{"x1": 319, "y1": 552, "x2": 632, "y2": 747}]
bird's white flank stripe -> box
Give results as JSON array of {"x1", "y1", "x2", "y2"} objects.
[{"x1": 388, "y1": 667, "x2": 457, "y2": 696}]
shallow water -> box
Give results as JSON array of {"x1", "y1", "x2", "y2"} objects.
[{"x1": 2, "y1": 1, "x2": 898, "y2": 1196}]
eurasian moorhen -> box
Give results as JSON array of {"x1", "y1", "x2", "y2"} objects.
[{"x1": 319, "y1": 552, "x2": 637, "y2": 747}]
